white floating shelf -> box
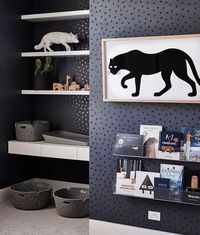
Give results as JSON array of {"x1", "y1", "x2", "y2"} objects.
[
  {"x1": 21, "y1": 90, "x2": 90, "y2": 96},
  {"x1": 21, "y1": 10, "x2": 90, "y2": 22},
  {"x1": 8, "y1": 140, "x2": 89, "y2": 161},
  {"x1": 21, "y1": 50, "x2": 90, "y2": 58}
]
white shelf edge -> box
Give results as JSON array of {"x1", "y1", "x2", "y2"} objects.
[
  {"x1": 8, "y1": 140, "x2": 90, "y2": 161},
  {"x1": 21, "y1": 90, "x2": 90, "y2": 96},
  {"x1": 21, "y1": 50, "x2": 90, "y2": 58},
  {"x1": 21, "y1": 10, "x2": 90, "y2": 22}
]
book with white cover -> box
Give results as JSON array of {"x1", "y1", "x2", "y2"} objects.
[
  {"x1": 140, "y1": 125, "x2": 163, "y2": 158},
  {"x1": 135, "y1": 171, "x2": 160, "y2": 198}
]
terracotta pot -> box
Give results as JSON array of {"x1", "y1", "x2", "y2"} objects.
[{"x1": 33, "y1": 75, "x2": 50, "y2": 90}]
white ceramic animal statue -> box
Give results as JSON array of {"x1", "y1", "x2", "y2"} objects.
[{"x1": 34, "y1": 32, "x2": 79, "y2": 52}]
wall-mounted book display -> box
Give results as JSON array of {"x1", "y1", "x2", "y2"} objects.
[
  {"x1": 114, "y1": 158, "x2": 200, "y2": 206},
  {"x1": 102, "y1": 34, "x2": 200, "y2": 103},
  {"x1": 113, "y1": 126, "x2": 200, "y2": 206}
]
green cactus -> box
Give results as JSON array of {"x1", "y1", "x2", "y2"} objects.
[
  {"x1": 41, "y1": 57, "x2": 53, "y2": 75},
  {"x1": 46, "y1": 56, "x2": 52, "y2": 64},
  {"x1": 35, "y1": 59, "x2": 42, "y2": 75},
  {"x1": 35, "y1": 57, "x2": 53, "y2": 76}
]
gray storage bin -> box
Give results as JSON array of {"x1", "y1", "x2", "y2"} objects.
[
  {"x1": 15, "y1": 120, "x2": 50, "y2": 142},
  {"x1": 10, "y1": 181, "x2": 53, "y2": 210},
  {"x1": 53, "y1": 187, "x2": 89, "y2": 218}
]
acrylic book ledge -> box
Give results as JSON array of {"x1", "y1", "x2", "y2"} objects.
[
  {"x1": 113, "y1": 185, "x2": 200, "y2": 206},
  {"x1": 113, "y1": 153, "x2": 200, "y2": 164}
]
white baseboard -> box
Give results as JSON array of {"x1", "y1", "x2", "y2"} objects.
[{"x1": 89, "y1": 220, "x2": 182, "y2": 235}]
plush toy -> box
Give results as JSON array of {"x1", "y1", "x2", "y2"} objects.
[{"x1": 34, "y1": 32, "x2": 79, "y2": 52}]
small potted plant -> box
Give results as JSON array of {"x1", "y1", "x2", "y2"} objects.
[{"x1": 34, "y1": 57, "x2": 53, "y2": 90}]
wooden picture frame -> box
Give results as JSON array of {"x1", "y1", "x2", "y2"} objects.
[{"x1": 102, "y1": 34, "x2": 200, "y2": 103}]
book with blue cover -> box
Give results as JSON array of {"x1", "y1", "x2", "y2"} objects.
[
  {"x1": 159, "y1": 131, "x2": 181, "y2": 152},
  {"x1": 181, "y1": 127, "x2": 200, "y2": 161},
  {"x1": 160, "y1": 164, "x2": 184, "y2": 200},
  {"x1": 181, "y1": 127, "x2": 200, "y2": 147}
]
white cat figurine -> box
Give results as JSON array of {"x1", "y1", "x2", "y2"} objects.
[{"x1": 34, "y1": 32, "x2": 79, "y2": 52}]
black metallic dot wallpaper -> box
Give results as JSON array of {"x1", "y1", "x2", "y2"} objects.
[
  {"x1": 0, "y1": 0, "x2": 35, "y2": 188},
  {"x1": 32, "y1": 0, "x2": 89, "y2": 183},
  {"x1": 89, "y1": 0, "x2": 200, "y2": 234},
  {"x1": 0, "y1": 0, "x2": 89, "y2": 187}
]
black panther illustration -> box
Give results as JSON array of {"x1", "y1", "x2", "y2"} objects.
[{"x1": 109, "y1": 49, "x2": 200, "y2": 97}]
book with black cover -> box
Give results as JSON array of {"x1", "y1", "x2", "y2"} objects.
[
  {"x1": 113, "y1": 133, "x2": 144, "y2": 156},
  {"x1": 154, "y1": 177, "x2": 170, "y2": 200}
]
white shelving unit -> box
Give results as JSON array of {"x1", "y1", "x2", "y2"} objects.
[
  {"x1": 21, "y1": 50, "x2": 90, "y2": 58},
  {"x1": 21, "y1": 10, "x2": 90, "y2": 22},
  {"x1": 21, "y1": 90, "x2": 89, "y2": 95},
  {"x1": 16, "y1": 8, "x2": 90, "y2": 163},
  {"x1": 8, "y1": 141, "x2": 89, "y2": 161}
]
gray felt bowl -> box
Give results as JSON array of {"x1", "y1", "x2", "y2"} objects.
[
  {"x1": 10, "y1": 181, "x2": 53, "y2": 210},
  {"x1": 53, "y1": 187, "x2": 89, "y2": 218}
]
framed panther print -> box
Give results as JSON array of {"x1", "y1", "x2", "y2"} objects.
[{"x1": 102, "y1": 34, "x2": 200, "y2": 103}]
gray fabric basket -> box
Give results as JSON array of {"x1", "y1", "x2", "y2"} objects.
[
  {"x1": 15, "y1": 120, "x2": 50, "y2": 141},
  {"x1": 53, "y1": 187, "x2": 89, "y2": 218},
  {"x1": 10, "y1": 181, "x2": 53, "y2": 210}
]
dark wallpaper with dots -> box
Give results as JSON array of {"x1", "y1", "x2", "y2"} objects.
[
  {"x1": 0, "y1": 0, "x2": 89, "y2": 188},
  {"x1": 90, "y1": 0, "x2": 200, "y2": 234},
  {"x1": 0, "y1": 0, "x2": 36, "y2": 188},
  {"x1": 21, "y1": 0, "x2": 90, "y2": 184}
]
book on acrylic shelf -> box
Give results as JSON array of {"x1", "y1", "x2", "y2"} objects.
[
  {"x1": 113, "y1": 133, "x2": 144, "y2": 157},
  {"x1": 140, "y1": 125, "x2": 163, "y2": 158},
  {"x1": 181, "y1": 127, "x2": 200, "y2": 162},
  {"x1": 115, "y1": 159, "x2": 142, "y2": 196},
  {"x1": 135, "y1": 171, "x2": 160, "y2": 198},
  {"x1": 154, "y1": 177, "x2": 170, "y2": 200},
  {"x1": 160, "y1": 163, "x2": 184, "y2": 199},
  {"x1": 158, "y1": 131, "x2": 182, "y2": 161}
]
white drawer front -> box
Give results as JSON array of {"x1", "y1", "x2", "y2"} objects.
[
  {"x1": 77, "y1": 147, "x2": 89, "y2": 161},
  {"x1": 41, "y1": 144, "x2": 77, "y2": 160},
  {"x1": 8, "y1": 141, "x2": 41, "y2": 156}
]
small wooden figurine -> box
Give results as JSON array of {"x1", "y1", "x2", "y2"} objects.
[
  {"x1": 53, "y1": 75, "x2": 71, "y2": 91},
  {"x1": 69, "y1": 81, "x2": 81, "y2": 91},
  {"x1": 53, "y1": 83, "x2": 63, "y2": 90},
  {"x1": 62, "y1": 75, "x2": 70, "y2": 90},
  {"x1": 81, "y1": 83, "x2": 90, "y2": 91}
]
